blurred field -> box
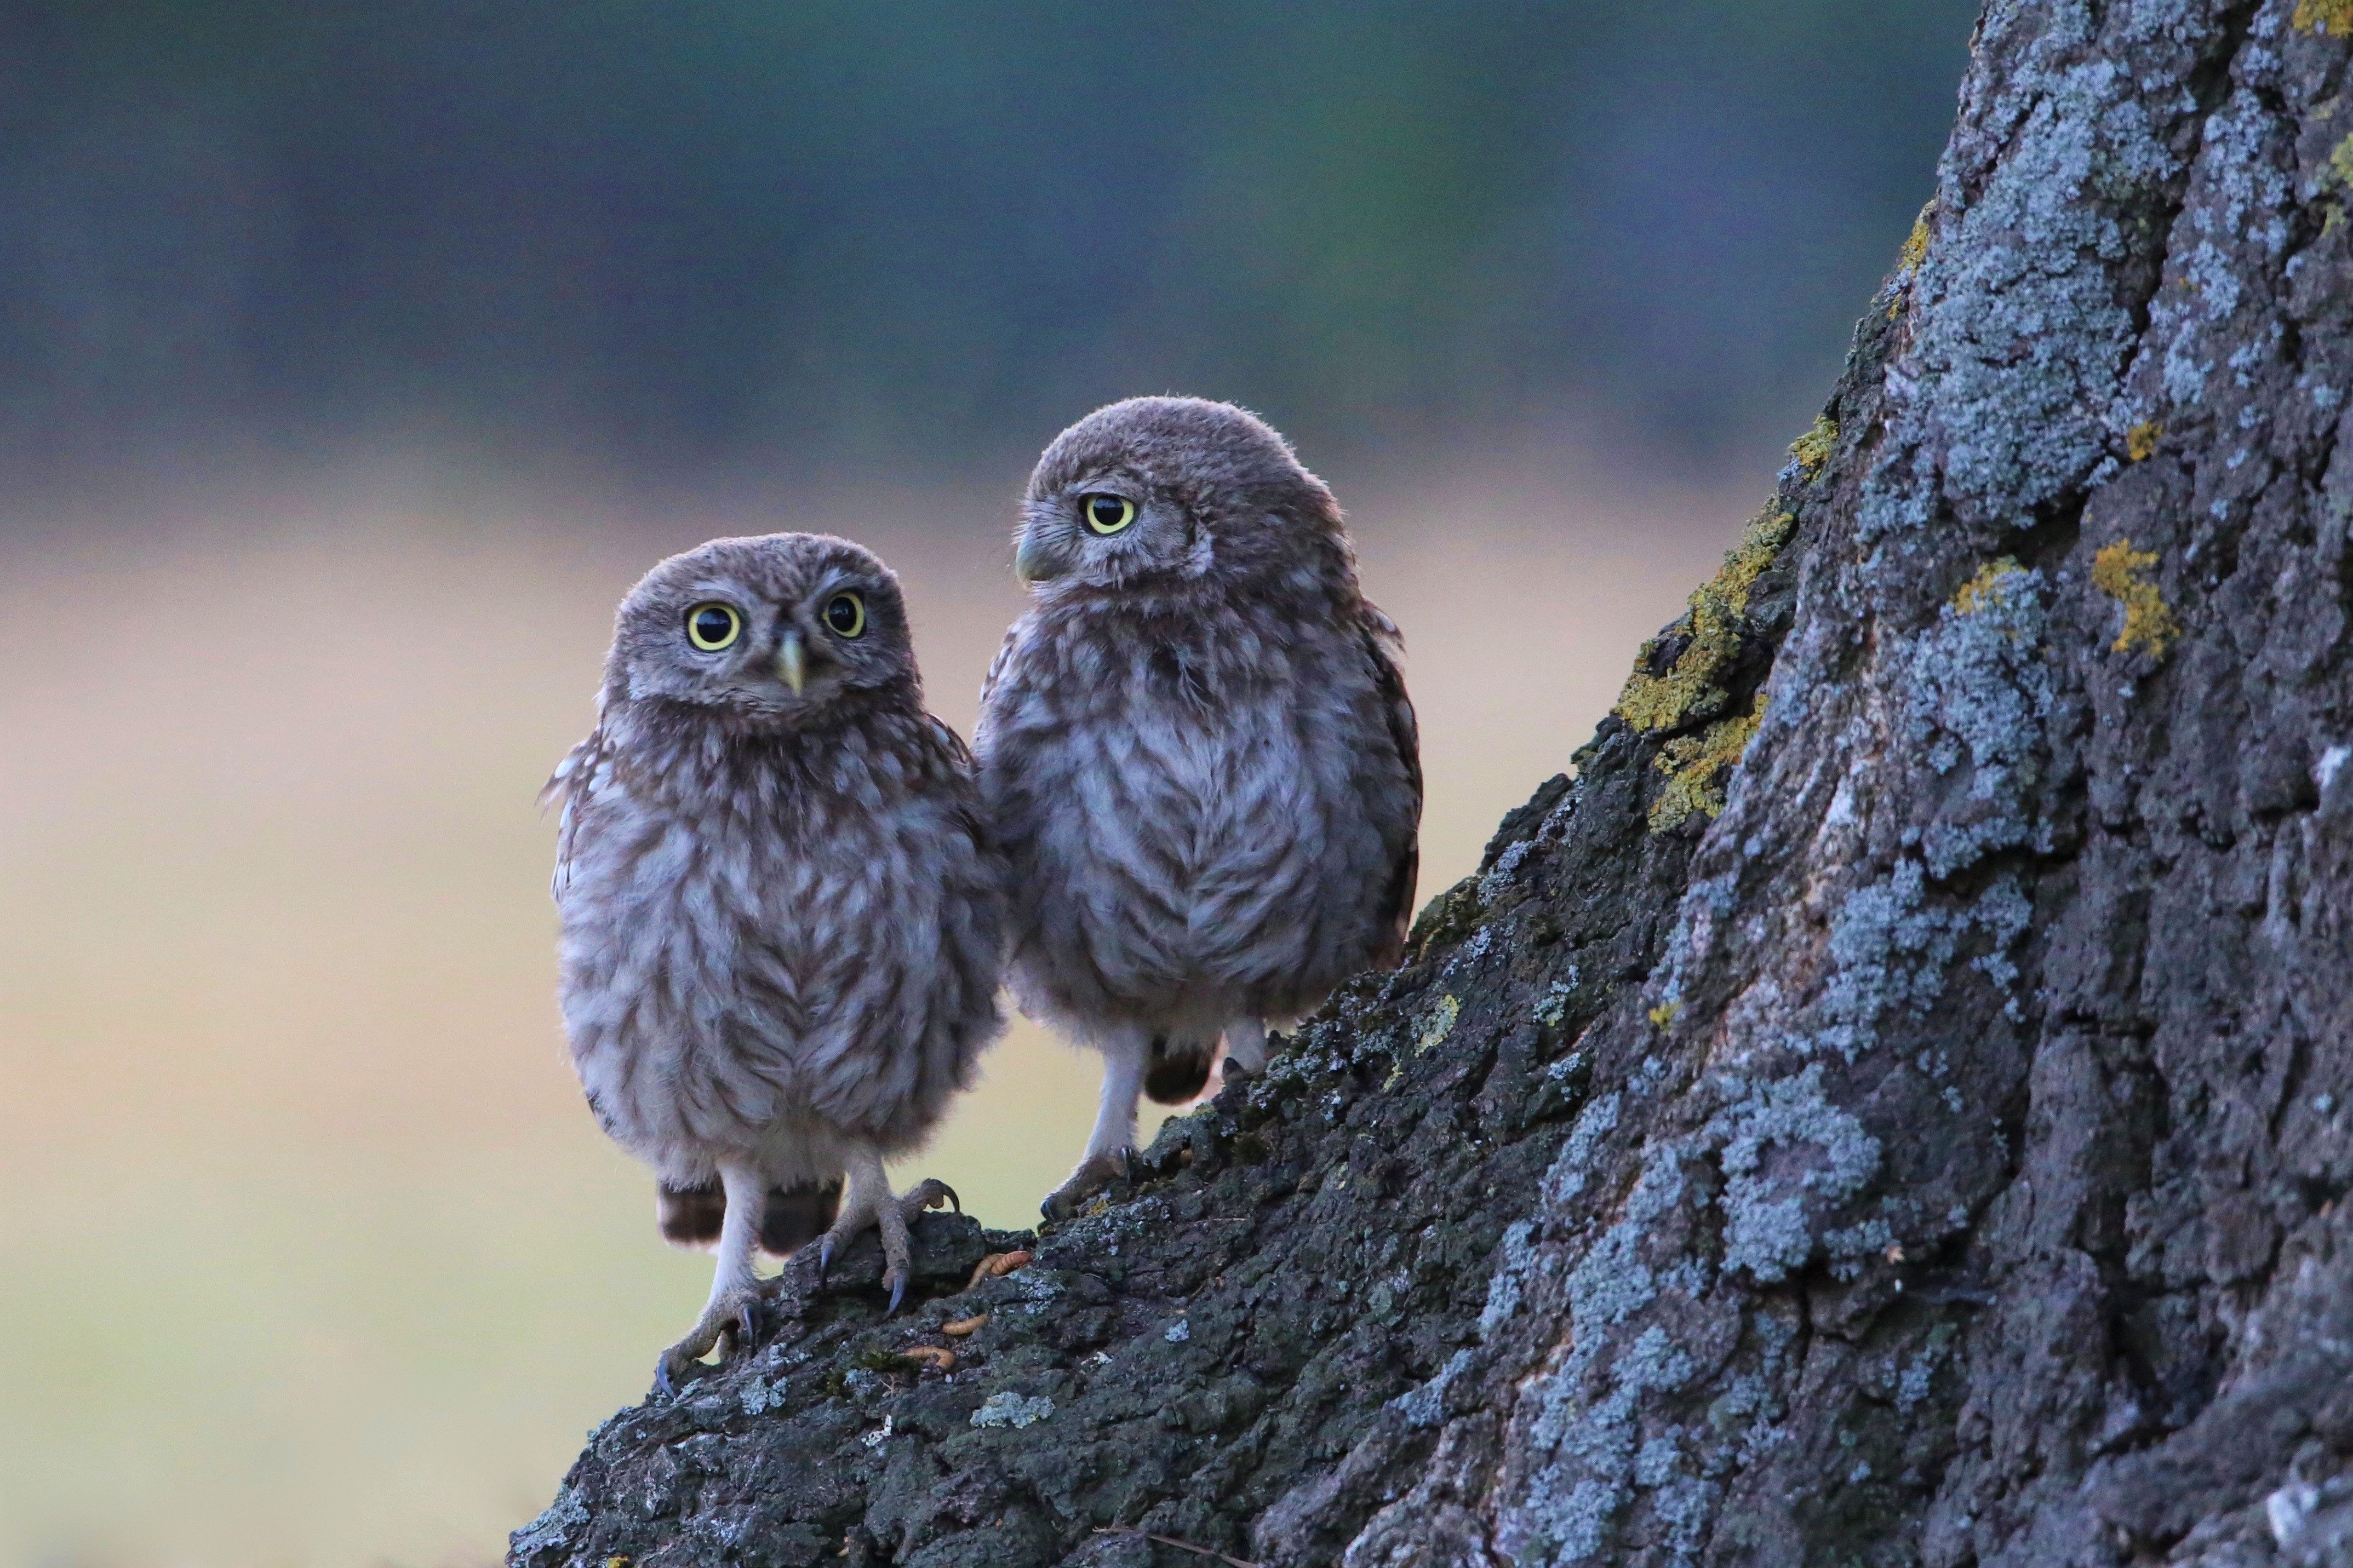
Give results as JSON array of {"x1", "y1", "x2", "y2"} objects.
[{"x1": 0, "y1": 465, "x2": 1745, "y2": 1567}]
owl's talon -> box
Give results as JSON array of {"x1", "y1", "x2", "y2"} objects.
[
  {"x1": 877, "y1": 1201, "x2": 914, "y2": 1314},
  {"x1": 805, "y1": 1161, "x2": 941, "y2": 1311},
  {"x1": 899, "y1": 1178, "x2": 959, "y2": 1217},
  {"x1": 1041, "y1": 1148, "x2": 1132, "y2": 1221},
  {"x1": 655, "y1": 1280, "x2": 764, "y2": 1395}
]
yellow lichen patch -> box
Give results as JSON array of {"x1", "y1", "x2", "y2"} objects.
[
  {"x1": 1648, "y1": 698, "x2": 1767, "y2": 832},
  {"x1": 1788, "y1": 416, "x2": 1839, "y2": 480},
  {"x1": 2322, "y1": 128, "x2": 2353, "y2": 232},
  {"x1": 1615, "y1": 508, "x2": 1795, "y2": 736},
  {"x1": 2091, "y1": 540, "x2": 2179, "y2": 658},
  {"x1": 2126, "y1": 421, "x2": 2163, "y2": 462},
  {"x1": 1415, "y1": 994, "x2": 1461, "y2": 1055},
  {"x1": 1887, "y1": 202, "x2": 1934, "y2": 318},
  {"x1": 1647, "y1": 1000, "x2": 1681, "y2": 1029},
  {"x1": 1898, "y1": 214, "x2": 1931, "y2": 274},
  {"x1": 1950, "y1": 556, "x2": 2023, "y2": 617},
  {"x1": 2296, "y1": 0, "x2": 2353, "y2": 33}
]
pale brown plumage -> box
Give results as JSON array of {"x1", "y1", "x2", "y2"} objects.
[
  {"x1": 975, "y1": 397, "x2": 1422, "y2": 1217},
  {"x1": 548, "y1": 532, "x2": 1005, "y2": 1387}
]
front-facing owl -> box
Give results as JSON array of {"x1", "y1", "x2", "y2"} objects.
[
  {"x1": 547, "y1": 533, "x2": 1004, "y2": 1387},
  {"x1": 975, "y1": 397, "x2": 1422, "y2": 1217}
]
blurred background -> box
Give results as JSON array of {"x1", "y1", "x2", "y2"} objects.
[{"x1": 0, "y1": 3, "x2": 1976, "y2": 1564}]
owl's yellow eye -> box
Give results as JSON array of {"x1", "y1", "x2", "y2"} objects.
[
  {"x1": 1081, "y1": 493, "x2": 1136, "y2": 535},
  {"x1": 686, "y1": 603, "x2": 742, "y2": 651},
  {"x1": 823, "y1": 591, "x2": 866, "y2": 639}
]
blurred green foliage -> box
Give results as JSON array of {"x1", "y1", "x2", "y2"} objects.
[{"x1": 0, "y1": 1, "x2": 1977, "y2": 483}]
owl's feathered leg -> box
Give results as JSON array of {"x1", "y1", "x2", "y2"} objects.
[
  {"x1": 1043, "y1": 1024, "x2": 1149, "y2": 1221},
  {"x1": 1222, "y1": 1017, "x2": 1269, "y2": 1081},
  {"x1": 811, "y1": 1145, "x2": 959, "y2": 1314},
  {"x1": 654, "y1": 1164, "x2": 768, "y2": 1394}
]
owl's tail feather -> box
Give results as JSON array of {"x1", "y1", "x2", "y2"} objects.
[
  {"x1": 655, "y1": 1178, "x2": 845, "y2": 1256},
  {"x1": 759, "y1": 1181, "x2": 844, "y2": 1256},
  {"x1": 656, "y1": 1179, "x2": 726, "y2": 1247},
  {"x1": 1143, "y1": 1033, "x2": 1217, "y2": 1105}
]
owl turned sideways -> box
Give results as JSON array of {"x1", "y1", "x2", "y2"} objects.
[
  {"x1": 546, "y1": 533, "x2": 1004, "y2": 1388},
  {"x1": 976, "y1": 397, "x2": 1423, "y2": 1219}
]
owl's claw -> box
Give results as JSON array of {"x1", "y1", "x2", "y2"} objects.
[
  {"x1": 879, "y1": 1180, "x2": 952, "y2": 1314},
  {"x1": 1041, "y1": 1148, "x2": 1132, "y2": 1221},
  {"x1": 652, "y1": 1280, "x2": 767, "y2": 1397},
  {"x1": 900, "y1": 1178, "x2": 959, "y2": 1216},
  {"x1": 807, "y1": 1169, "x2": 946, "y2": 1313}
]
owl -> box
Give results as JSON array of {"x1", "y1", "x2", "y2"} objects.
[
  {"x1": 974, "y1": 397, "x2": 1422, "y2": 1219},
  {"x1": 545, "y1": 533, "x2": 1005, "y2": 1389}
]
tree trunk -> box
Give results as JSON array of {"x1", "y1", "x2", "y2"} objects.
[{"x1": 512, "y1": 2, "x2": 2353, "y2": 1563}]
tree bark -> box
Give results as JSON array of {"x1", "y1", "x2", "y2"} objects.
[{"x1": 512, "y1": 2, "x2": 2353, "y2": 1563}]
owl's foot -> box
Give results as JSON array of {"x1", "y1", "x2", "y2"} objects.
[
  {"x1": 896, "y1": 1178, "x2": 961, "y2": 1221},
  {"x1": 652, "y1": 1280, "x2": 768, "y2": 1397},
  {"x1": 812, "y1": 1178, "x2": 960, "y2": 1314},
  {"x1": 1041, "y1": 1148, "x2": 1131, "y2": 1222}
]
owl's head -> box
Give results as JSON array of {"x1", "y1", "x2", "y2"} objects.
[
  {"x1": 603, "y1": 533, "x2": 918, "y2": 727},
  {"x1": 1012, "y1": 397, "x2": 1347, "y2": 596}
]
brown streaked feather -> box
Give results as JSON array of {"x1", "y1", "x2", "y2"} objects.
[
  {"x1": 976, "y1": 620, "x2": 1023, "y2": 717},
  {"x1": 1359, "y1": 602, "x2": 1423, "y2": 956},
  {"x1": 924, "y1": 713, "x2": 976, "y2": 773},
  {"x1": 542, "y1": 724, "x2": 619, "y2": 895}
]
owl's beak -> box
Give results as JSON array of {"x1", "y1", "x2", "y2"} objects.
[
  {"x1": 776, "y1": 629, "x2": 808, "y2": 694},
  {"x1": 1014, "y1": 525, "x2": 1066, "y2": 585}
]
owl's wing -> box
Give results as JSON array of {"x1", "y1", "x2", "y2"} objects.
[
  {"x1": 920, "y1": 712, "x2": 999, "y2": 864},
  {"x1": 541, "y1": 725, "x2": 617, "y2": 895},
  {"x1": 974, "y1": 619, "x2": 1026, "y2": 739},
  {"x1": 923, "y1": 713, "x2": 977, "y2": 775},
  {"x1": 1359, "y1": 601, "x2": 1423, "y2": 954}
]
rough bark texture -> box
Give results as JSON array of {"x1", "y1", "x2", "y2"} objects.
[{"x1": 513, "y1": 2, "x2": 2353, "y2": 1563}]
